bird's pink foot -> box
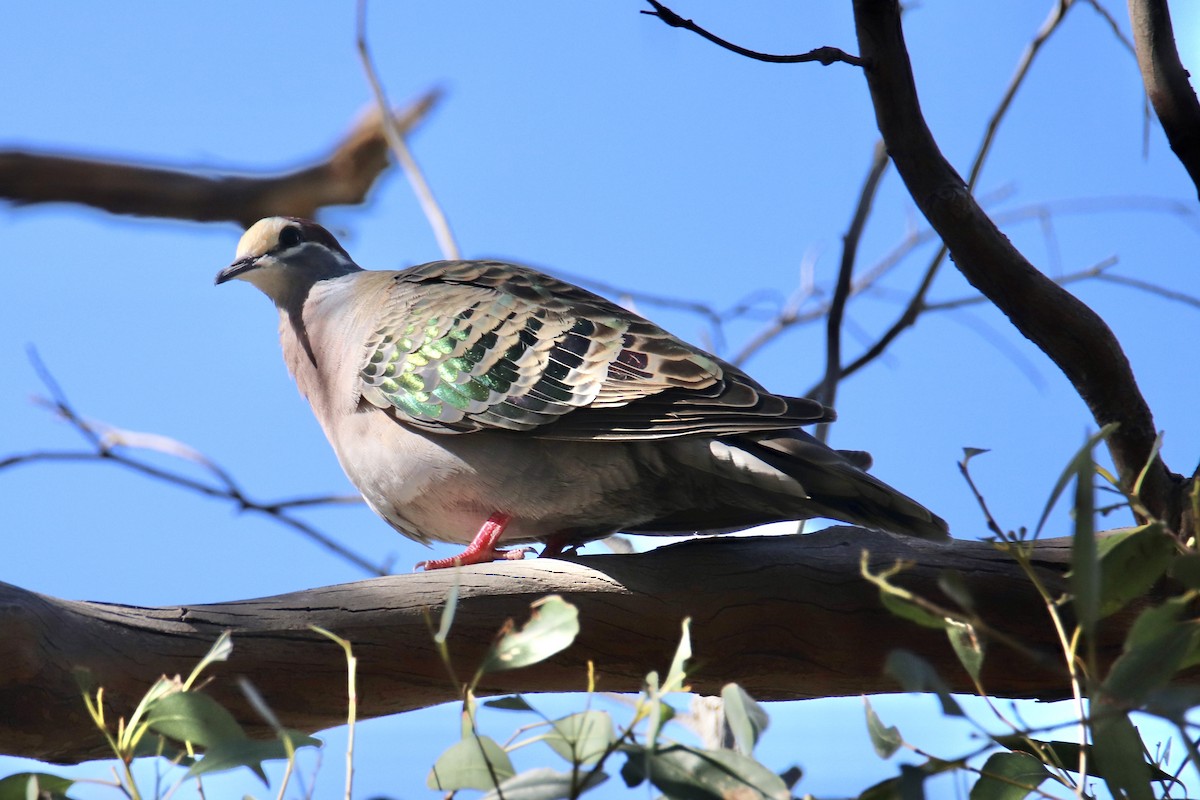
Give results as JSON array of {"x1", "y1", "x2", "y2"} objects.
[{"x1": 416, "y1": 513, "x2": 528, "y2": 570}]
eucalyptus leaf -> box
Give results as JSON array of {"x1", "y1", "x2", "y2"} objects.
[
  {"x1": 721, "y1": 683, "x2": 770, "y2": 755},
  {"x1": 1070, "y1": 439, "x2": 1099, "y2": 642},
  {"x1": 0, "y1": 773, "x2": 75, "y2": 800},
  {"x1": 427, "y1": 735, "x2": 515, "y2": 790},
  {"x1": 542, "y1": 711, "x2": 614, "y2": 766},
  {"x1": 618, "y1": 743, "x2": 789, "y2": 800},
  {"x1": 479, "y1": 767, "x2": 607, "y2": 800},
  {"x1": 993, "y1": 735, "x2": 1174, "y2": 783},
  {"x1": 946, "y1": 621, "x2": 984, "y2": 682},
  {"x1": 970, "y1": 752, "x2": 1049, "y2": 800},
  {"x1": 884, "y1": 650, "x2": 962, "y2": 717},
  {"x1": 1094, "y1": 523, "x2": 1174, "y2": 618},
  {"x1": 185, "y1": 730, "x2": 319, "y2": 783},
  {"x1": 1104, "y1": 598, "x2": 1200, "y2": 704},
  {"x1": 480, "y1": 595, "x2": 579, "y2": 674},
  {"x1": 483, "y1": 695, "x2": 535, "y2": 712},
  {"x1": 1091, "y1": 707, "x2": 1155, "y2": 800},
  {"x1": 864, "y1": 698, "x2": 902, "y2": 759},
  {"x1": 1035, "y1": 424, "x2": 1116, "y2": 538},
  {"x1": 147, "y1": 692, "x2": 246, "y2": 748},
  {"x1": 1169, "y1": 553, "x2": 1200, "y2": 589},
  {"x1": 662, "y1": 618, "x2": 692, "y2": 694}
]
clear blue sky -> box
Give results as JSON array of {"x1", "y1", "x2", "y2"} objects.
[{"x1": 2, "y1": 2, "x2": 1198, "y2": 797}]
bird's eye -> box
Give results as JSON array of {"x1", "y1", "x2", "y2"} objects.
[{"x1": 278, "y1": 225, "x2": 305, "y2": 250}]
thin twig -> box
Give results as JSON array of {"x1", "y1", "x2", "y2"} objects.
[
  {"x1": 815, "y1": 141, "x2": 889, "y2": 442},
  {"x1": 355, "y1": 0, "x2": 460, "y2": 259},
  {"x1": 831, "y1": 0, "x2": 1078, "y2": 387},
  {"x1": 6, "y1": 352, "x2": 388, "y2": 577},
  {"x1": 641, "y1": 1, "x2": 866, "y2": 67}
]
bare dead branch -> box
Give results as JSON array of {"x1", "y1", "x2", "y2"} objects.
[
  {"x1": 815, "y1": 141, "x2": 889, "y2": 443},
  {"x1": 356, "y1": 0, "x2": 460, "y2": 259},
  {"x1": 0, "y1": 92, "x2": 440, "y2": 227},
  {"x1": 640, "y1": 1, "x2": 866, "y2": 67},
  {"x1": 851, "y1": 0, "x2": 1188, "y2": 532},
  {"x1": 0, "y1": 529, "x2": 1170, "y2": 764},
  {"x1": 1127, "y1": 0, "x2": 1200, "y2": 199},
  {"x1": 4, "y1": 353, "x2": 386, "y2": 577}
]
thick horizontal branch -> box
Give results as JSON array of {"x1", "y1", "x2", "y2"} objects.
[
  {"x1": 0, "y1": 528, "x2": 1163, "y2": 764},
  {"x1": 851, "y1": 0, "x2": 1188, "y2": 531},
  {"x1": 0, "y1": 89, "x2": 440, "y2": 227}
]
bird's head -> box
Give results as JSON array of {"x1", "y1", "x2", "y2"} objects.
[{"x1": 216, "y1": 217, "x2": 361, "y2": 306}]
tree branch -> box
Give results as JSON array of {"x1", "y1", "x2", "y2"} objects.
[
  {"x1": 641, "y1": 1, "x2": 865, "y2": 67},
  {"x1": 0, "y1": 90, "x2": 440, "y2": 227},
  {"x1": 1127, "y1": 0, "x2": 1200, "y2": 200},
  {"x1": 0, "y1": 529, "x2": 1163, "y2": 764},
  {"x1": 850, "y1": 0, "x2": 1187, "y2": 532}
]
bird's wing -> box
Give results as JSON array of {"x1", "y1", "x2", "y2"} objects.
[{"x1": 357, "y1": 260, "x2": 830, "y2": 440}]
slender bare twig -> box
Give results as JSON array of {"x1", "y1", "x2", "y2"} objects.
[
  {"x1": 355, "y1": 0, "x2": 460, "y2": 259},
  {"x1": 829, "y1": 0, "x2": 1079, "y2": 388},
  {"x1": 853, "y1": 0, "x2": 1184, "y2": 530},
  {"x1": 4, "y1": 350, "x2": 387, "y2": 577},
  {"x1": 641, "y1": 1, "x2": 865, "y2": 67},
  {"x1": 1095, "y1": 273, "x2": 1200, "y2": 310},
  {"x1": 815, "y1": 141, "x2": 889, "y2": 442}
]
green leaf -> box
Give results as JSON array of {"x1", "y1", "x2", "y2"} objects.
[
  {"x1": 1104, "y1": 598, "x2": 1200, "y2": 704},
  {"x1": 483, "y1": 695, "x2": 535, "y2": 712},
  {"x1": 946, "y1": 621, "x2": 984, "y2": 682},
  {"x1": 970, "y1": 752, "x2": 1049, "y2": 800},
  {"x1": 1091, "y1": 707, "x2": 1155, "y2": 800},
  {"x1": 0, "y1": 773, "x2": 75, "y2": 800},
  {"x1": 480, "y1": 595, "x2": 580, "y2": 673},
  {"x1": 619, "y1": 743, "x2": 789, "y2": 799},
  {"x1": 937, "y1": 569, "x2": 975, "y2": 612},
  {"x1": 721, "y1": 683, "x2": 770, "y2": 756},
  {"x1": 884, "y1": 650, "x2": 962, "y2": 716},
  {"x1": 147, "y1": 692, "x2": 247, "y2": 748},
  {"x1": 1095, "y1": 523, "x2": 1175, "y2": 617},
  {"x1": 857, "y1": 764, "x2": 929, "y2": 800},
  {"x1": 479, "y1": 767, "x2": 607, "y2": 800},
  {"x1": 185, "y1": 729, "x2": 319, "y2": 782},
  {"x1": 862, "y1": 554, "x2": 950, "y2": 630},
  {"x1": 1070, "y1": 438, "x2": 1100, "y2": 641},
  {"x1": 436, "y1": 580, "x2": 460, "y2": 644},
  {"x1": 1169, "y1": 553, "x2": 1200, "y2": 589},
  {"x1": 661, "y1": 617, "x2": 692, "y2": 694},
  {"x1": 184, "y1": 631, "x2": 234, "y2": 691},
  {"x1": 1035, "y1": 424, "x2": 1116, "y2": 538},
  {"x1": 542, "y1": 711, "x2": 615, "y2": 766},
  {"x1": 993, "y1": 735, "x2": 1174, "y2": 783},
  {"x1": 427, "y1": 735, "x2": 515, "y2": 790},
  {"x1": 864, "y1": 698, "x2": 902, "y2": 759}
]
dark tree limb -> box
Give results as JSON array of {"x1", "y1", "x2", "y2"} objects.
[
  {"x1": 850, "y1": 0, "x2": 1189, "y2": 533},
  {"x1": 1127, "y1": 0, "x2": 1200, "y2": 199},
  {"x1": 641, "y1": 1, "x2": 865, "y2": 67},
  {"x1": 0, "y1": 529, "x2": 1166, "y2": 764},
  {"x1": 0, "y1": 89, "x2": 440, "y2": 227}
]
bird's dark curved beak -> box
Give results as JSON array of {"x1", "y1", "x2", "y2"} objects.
[{"x1": 215, "y1": 256, "x2": 259, "y2": 286}]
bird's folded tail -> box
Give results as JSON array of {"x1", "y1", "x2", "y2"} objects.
[{"x1": 740, "y1": 431, "x2": 950, "y2": 541}]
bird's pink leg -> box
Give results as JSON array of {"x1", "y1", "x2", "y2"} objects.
[{"x1": 416, "y1": 513, "x2": 529, "y2": 571}]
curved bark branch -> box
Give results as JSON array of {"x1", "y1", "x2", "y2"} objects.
[
  {"x1": 1128, "y1": 0, "x2": 1200, "y2": 199},
  {"x1": 850, "y1": 0, "x2": 1188, "y2": 532},
  {"x1": 0, "y1": 89, "x2": 440, "y2": 227},
  {"x1": 0, "y1": 529, "x2": 1164, "y2": 764}
]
